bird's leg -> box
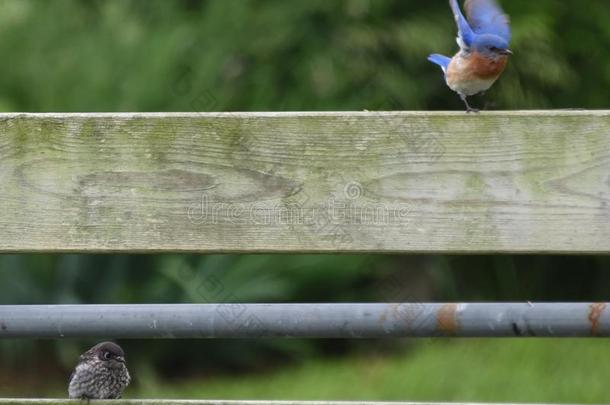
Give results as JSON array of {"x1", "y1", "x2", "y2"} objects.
[{"x1": 460, "y1": 94, "x2": 479, "y2": 113}]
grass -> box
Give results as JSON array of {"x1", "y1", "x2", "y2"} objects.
[
  {"x1": 6, "y1": 339, "x2": 609, "y2": 403},
  {"x1": 133, "y1": 339, "x2": 610, "y2": 404}
]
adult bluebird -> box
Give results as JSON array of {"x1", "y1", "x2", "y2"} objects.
[{"x1": 428, "y1": 0, "x2": 512, "y2": 112}]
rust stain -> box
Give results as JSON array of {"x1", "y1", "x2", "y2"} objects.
[
  {"x1": 379, "y1": 308, "x2": 388, "y2": 324},
  {"x1": 437, "y1": 303, "x2": 459, "y2": 335},
  {"x1": 380, "y1": 303, "x2": 429, "y2": 334},
  {"x1": 379, "y1": 303, "x2": 399, "y2": 325},
  {"x1": 589, "y1": 303, "x2": 607, "y2": 336},
  {"x1": 390, "y1": 303, "x2": 402, "y2": 320}
]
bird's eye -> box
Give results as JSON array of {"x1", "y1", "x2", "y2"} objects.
[
  {"x1": 490, "y1": 46, "x2": 498, "y2": 52},
  {"x1": 103, "y1": 351, "x2": 112, "y2": 360}
]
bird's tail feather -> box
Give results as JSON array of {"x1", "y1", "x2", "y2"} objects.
[{"x1": 427, "y1": 54, "x2": 451, "y2": 74}]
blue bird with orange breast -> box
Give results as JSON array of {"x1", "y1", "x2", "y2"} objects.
[{"x1": 428, "y1": 0, "x2": 512, "y2": 112}]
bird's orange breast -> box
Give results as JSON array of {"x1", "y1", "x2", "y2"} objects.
[
  {"x1": 469, "y1": 51, "x2": 509, "y2": 79},
  {"x1": 446, "y1": 51, "x2": 510, "y2": 96}
]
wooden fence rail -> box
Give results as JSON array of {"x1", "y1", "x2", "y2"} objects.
[{"x1": 2, "y1": 111, "x2": 610, "y2": 254}]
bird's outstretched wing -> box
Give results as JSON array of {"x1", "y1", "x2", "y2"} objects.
[
  {"x1": 449, "y1": 0, "x2": 475, "y2": 50},
  {"x1": 464, "y1": 0, "x2": 511, "y2": 42}
]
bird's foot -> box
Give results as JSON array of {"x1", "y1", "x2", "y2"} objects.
[{"x1": 460, "y1": 94, "x2": 480, "y2": 113}]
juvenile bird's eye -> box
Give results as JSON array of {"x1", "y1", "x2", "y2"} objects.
[{"x1": 103, "y1": 351, "x2": 112, "y2": 360}]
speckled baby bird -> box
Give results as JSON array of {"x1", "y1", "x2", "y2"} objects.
[{"x1": 68, "y1": 341, "x2": 131, "y2": 400}]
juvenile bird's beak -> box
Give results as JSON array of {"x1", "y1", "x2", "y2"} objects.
[
  {"x1": 500, "y1": 49, "x2": 513, "y2": 55},
  {"x1": 116, "y1": 356, "x2": 125, "y2": 363}
]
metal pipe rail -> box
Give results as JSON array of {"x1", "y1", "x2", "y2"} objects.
[{"x1": 0, "y1": 303, "x2": 607, "y2": 339}]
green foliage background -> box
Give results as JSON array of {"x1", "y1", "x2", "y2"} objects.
[
  {"x1": 1, "y1": 0, "x2": 609, "y2": 112},
  {"x1": 0, "y1": 0, "x2": 609, "y2": 400}
]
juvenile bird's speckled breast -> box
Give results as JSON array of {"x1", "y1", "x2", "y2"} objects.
[{"x1": 68, "y1": 360, "x2": 131, "y2": 399}]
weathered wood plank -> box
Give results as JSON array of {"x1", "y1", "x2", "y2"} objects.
[{"x1": 1, "y1": 111, "x2": 609, "y2": 253}]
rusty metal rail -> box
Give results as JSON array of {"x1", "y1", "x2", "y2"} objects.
[{"x1": 0, "y1": 303, "x2": 608, "y2": 338}]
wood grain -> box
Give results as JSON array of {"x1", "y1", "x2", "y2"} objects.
[{"x1": 1, "y1": 111, "x2": 609, "y2": 253}]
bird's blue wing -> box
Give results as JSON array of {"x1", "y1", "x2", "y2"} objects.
[
  {"x1": 464, "y1": 0, "x2": 511, "y2": 42},
  {"x1": 449, "y1": 0, "x2": 475, "y2": 49}
]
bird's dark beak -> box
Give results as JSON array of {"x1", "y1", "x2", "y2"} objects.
[{"x1": 501, "y1": 49, "x2": 513, "y2": 56}]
